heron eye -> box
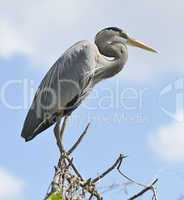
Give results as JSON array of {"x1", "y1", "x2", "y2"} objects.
[{"x1": 121, "y1": 32, "x2": 128, "y2": 39}]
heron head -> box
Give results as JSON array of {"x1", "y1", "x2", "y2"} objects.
[{"x1": 95, "y1": 27, "x2": 157, "y2": 53}]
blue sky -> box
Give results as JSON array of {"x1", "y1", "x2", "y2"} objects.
[{"x1": 0, "y1": 0, "x2": 184, "y2": 199}]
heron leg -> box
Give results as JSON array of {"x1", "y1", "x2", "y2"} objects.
[
  {"x1": 54, "y1": 116, "x2": 62, "y2": 152},
  {"x1": 54, "y1": 116, "x2": 68, "y2": 154},
  {"x1": 59, "y1": 116, "x2": 68, "y2": 153}
]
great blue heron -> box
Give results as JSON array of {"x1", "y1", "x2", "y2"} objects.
[{"x1": 21, "y1": 27, "x2": 157, "y2": 142}]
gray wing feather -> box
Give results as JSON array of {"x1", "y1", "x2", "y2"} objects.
[{"x1": 21, "y1": 41, "x2": 97, "y2": 141}]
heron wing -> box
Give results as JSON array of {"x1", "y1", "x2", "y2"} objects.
[{"x1": 21, "y1": 40, "x2": 97, "y2": 141}]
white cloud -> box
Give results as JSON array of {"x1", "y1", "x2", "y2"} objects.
[
  {"x1": 0, "y1": 0, "x2": 90, "y2": 63},
  {"x1": 0, "y1": 167, "x2": 25, "y2": 200},
  {"x1": 0, "y1": 20, "x2": 33, "y2": 58},
  {"x1": 0, "y1": 0, "x2": 184, "y2": 81},
  {"x1": 149, "y1": 112, "x2": 184, "y2": 162}
]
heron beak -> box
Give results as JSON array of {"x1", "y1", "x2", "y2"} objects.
[{"x1": 127, "y1": 37, "x2": 158, "y2": 53}]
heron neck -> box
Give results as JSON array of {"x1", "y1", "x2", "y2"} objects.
[{"x1": 94, "y1": 44, "x2": 128, "y2": 84}]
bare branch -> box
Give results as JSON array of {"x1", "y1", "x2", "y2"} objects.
[
  {"x1": 46, "y1": 117, "x2": 159, "y2": 200},
  {"x1": 128, "y1": 179, "x2": 158, "y2": 200},
  {"x1": 117, "y1": 160, "x2": 146, "y2": 188},
  {"x1": 117, "y1": 157, "x2": 158, "y2": 200},
  {"x1": 65, "y1": 155, "x2": 84, "y2": 181},
  {"x1": 67, "y1": 123, "x2": 90, "y2": 155},
  {"x1": 92, "y1": 154, "x2": 126, "y2": 184}
]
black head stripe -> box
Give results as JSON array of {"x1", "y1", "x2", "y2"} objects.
[
  {"x1": 96, "y1": 27, "x2": 128, "y2": 39},
  {"x1": 104, "y1": 27, "x2": 122, "y2": 32},
  {"x1": 104, "y1": 27, "x2": 128, "y2": 39}
]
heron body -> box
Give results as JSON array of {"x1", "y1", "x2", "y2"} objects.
[{"x1": 21, "y1": 27, "x2": 156, "y2": 141}]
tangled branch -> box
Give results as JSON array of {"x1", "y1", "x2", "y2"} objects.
[{"x1": 44, "y1": 117, "x2": 158, "y2": 200}]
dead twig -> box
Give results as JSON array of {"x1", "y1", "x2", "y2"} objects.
[
  {"x1": 117, "y1": 158, "x2": 146, "y2": 188},
  {"x1": 92, "y1": 154, "x2": 126, "y2": 184},
  {"x1": 45, "y1": 117, "x2": 159, "y2": 200},
  {"x1": 67, "y1": 123, "x2": 90, "y2": 155},
  {"x1": 65, "y1": 155, "x2": 84, "y2": 181},
  {"x1": 117, "y1": 158, "x2": 158, "y2": 200},
  {"x1": 128, "y1": 179, "x2": 158, "y2": 200}
]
